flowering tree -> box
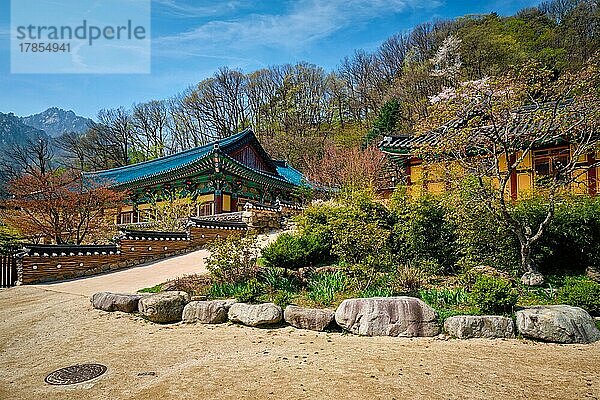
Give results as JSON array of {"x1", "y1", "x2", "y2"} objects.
[
  {"x1": 303, "y1": 143, "x2": 386, "y2": 191},
  {"x1": 2, "y1": 169, "x2": 125, "y2": 244},
  {"x1": 415, "y1": 57, "x2": 600, "y2": 284}
]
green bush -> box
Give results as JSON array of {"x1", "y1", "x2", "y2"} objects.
[
  {"x1": 232, "y1": 279, "x2": 263, "y2": 303},
  {"x1": 265, "y1": 290, "x2": 296, "y2": 308},
  {"x1": 205, "y1": 234, "x2": 259, "y2": 284},
  {"x1": 470, "y1": 275, "x2": 518, "y2": 314},
  {"x1": 262, "y1": 232, "x2": 330, "y2": 270},
  {"x1": 449, "y1": 179, "x2": 520, "y2": 274},
  {"x1": 526, "y1": 196, "x2": 600, "y2": 276},
  {"x1": 307, "y1": 270, "x2": 348, "y2": 306},
  {"x1": 558, "y1": 277, "x2": 600, "y2": 316},
  {"x1": 390, "y1": 190, "x2": 458, "y2": 274}
]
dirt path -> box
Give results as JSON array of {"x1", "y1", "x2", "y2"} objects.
[
  {"x1": 32, "y1": 249, "x2": 210, "y2": 297},
  {"x1": 0, "y1": 286, "x2": 598, "y2": 400}
]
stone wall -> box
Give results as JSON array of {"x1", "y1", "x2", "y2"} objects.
[
  {"x1": 18, "y1": 235, "x2": 196, "y2": 284},
  {"x1": 241, "y1": 200, "x2": 303, "y2": 232},
  {"x1": 17, "y1": 203, "x2": 301, "y2": 285}
]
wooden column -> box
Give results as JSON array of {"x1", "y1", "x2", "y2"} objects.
[
  {"x1": 405, "y1": 160, "x2": 412, "y2": 186},
  {"x1": 231, "y1": 194, "x2": 238, "y2": 212},
  {"x1": 214, "y1": 190, "x2": 223, "y2": 214},
  {"x1": 588, "y1": 153, "x2": 597, "y2": 196}
]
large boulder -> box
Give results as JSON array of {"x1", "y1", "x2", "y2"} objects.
[
  {"x1": 335, "y1": 297, "x2": 440, "y2": 337},
  {"x1": 228, "y1": 303, "x2": 282, "y2": 327},
  {"x1": 284, "y1": 305, "x2": 335, "y2": 331},
  {"x1": 182, "y1": 299, "x2": 236, "y2": 324},
  {"x1": 91, "y1": 292, "x2": 143, "y2": 313},
  {"x1": 138, "y1": 291, "x2": 190, "y2": 323},
  {"x1": 516, "y1": 305, "x2": 600, "y2": 344},
  {"x1": 444, "y1": 315, "x2": 515, "y2": 339}
]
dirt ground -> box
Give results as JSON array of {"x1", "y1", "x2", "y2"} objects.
[{"x1": 0, "y1": 286, "x2": 598, "y2": 400}]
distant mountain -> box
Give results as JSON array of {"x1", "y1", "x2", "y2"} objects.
[
  {"x1": 0, "y1": 112, "x2": 49, "y2": 148},
  {"x1": 21, "y1": 107, "x2": 92, "y2": 137}
]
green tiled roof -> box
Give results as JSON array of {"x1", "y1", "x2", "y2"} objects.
[{"x1": 84, "y1": 129, "x2": 305, "y2": 188}]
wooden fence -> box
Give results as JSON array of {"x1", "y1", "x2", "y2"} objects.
[{"x1": 1, "y1": 255, "x2": 17, "y2": 288}]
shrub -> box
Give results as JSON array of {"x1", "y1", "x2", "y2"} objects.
[
  {"x1": 558, "y1": 277, "x2": 600, "y2": 316},
  {"x1": 265, "y1": 290, "x2": 296, "y2": 308},
  {"x1": 307, "y1": 270, "x2": 348, "y2": 306},
  {"x1": 470, "y1": 275, "x2": 518, "y2": 314},
  {"x1": 390, "y1": 190, "x2": 458, "y2": 274},
  {"x1": 296, "y1": 190, "x2": 393, "y2": 268},
  {"x1": 161, "y1": 274, "x2": 212, "y2": 296},
  {"x1": 205, "y1": 234, "x2": 259, "y2": 284},
  {"x1": 233, "y1": 279, "x2": 263, "y2": 303},
  {"x1": 526, "y1": 196, "x2": 600, "y2": 276},
  {"x1": 449, "y1": 178, "x2": 520, "y2": 274},
  {"x1": 261, "y1": 232, "x2": 330, "y2": 270},
  {"x1": 390, "y1": 265, "x2": 427, "y2": 294},
  {"x1": 331, "y1": 219, "x2": 392, "y2": 267}
]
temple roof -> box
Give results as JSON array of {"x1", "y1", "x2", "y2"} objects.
[
  {"x1": 85, "y1": 129, "x2": 306, "y2": 189},
  {"x1": 379, "y1": 100, "x2": 579, "y2": 156}
]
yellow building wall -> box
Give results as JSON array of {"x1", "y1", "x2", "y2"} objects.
[
  {"x1": 405, "y1": 148, "x2": 596, "y2": 199},
  {"x1": 222, "y1": 194, "x2": 231, "y2": 212}
]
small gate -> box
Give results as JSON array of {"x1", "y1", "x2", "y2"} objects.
[{"x1": 0, "y1": 255, "x2": 17, "y2": 288}]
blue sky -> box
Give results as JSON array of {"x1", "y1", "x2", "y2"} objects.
[{"x1": 0, "y1": 0, "x2": 541, "y2": 119}]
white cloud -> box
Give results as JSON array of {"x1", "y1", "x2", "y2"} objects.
[
  {"x1": 152, "y1": 0, "x2": 248, "y2": 18},
  {"x1": 154, "y1": 0, "x2": 441, "y2": 58}
]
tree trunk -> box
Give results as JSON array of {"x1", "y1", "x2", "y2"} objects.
[{"x1": 520, "y1": 242, "x2": 536, "y2": 274}]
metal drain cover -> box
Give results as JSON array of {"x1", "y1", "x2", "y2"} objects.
[{"x1": 45, "y1": 364, "x2": 107, "y2": 385}]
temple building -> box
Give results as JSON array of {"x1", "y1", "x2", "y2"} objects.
[
  {"x1": 379, "y1": 116, "x2": 599, "y2": 199},
  {"x1": 85, "y1": 129, "x2": 306, "y2": 225}
]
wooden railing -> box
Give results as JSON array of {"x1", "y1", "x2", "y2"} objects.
[{"x1": 0, "y1": 255, "x2": 17, "y2": 288}]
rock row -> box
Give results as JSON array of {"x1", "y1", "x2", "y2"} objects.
[{"x1": 90, "y1": 292, "x2": 600, "y2": 344}]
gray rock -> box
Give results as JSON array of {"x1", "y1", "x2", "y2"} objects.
[
  {"x1": 138, "y1": 291, "x2": 190, "y2": 323},
  {"x1": 516, "y1": 305, "x2": 600, "y2": 344},
  {"x1": 91, "y1": 292, "x2": 143, "y2": 313},
  {"x1": 228, "y1": 302, "x2": 282, "y2": 327},
  {"x1": 182, "y1": 299, "x2": 236, "y2": 324},
  {"x1": 444, "y1": 315, "x2": 515, "y2": 339},
  {"x1": 334, "y1": 297, "x2": 440, "y2": 337},
  {"x1": 284, "y1": 305, "x2": 335, "y2": 331},
  {"x1": 521, "y1": 271, "x2": 544, "y2": 286}
]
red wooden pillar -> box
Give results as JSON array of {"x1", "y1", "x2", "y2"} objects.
[
  {"x1": 231, "y1": 194, "x2": 238, "y2": 212},
  {"x1": 405, "y1": 160, "x2": 412, "y2": 186},
  {"x1": 509, "y1": 154, "x2": 518, "y2": 201},
  {"x1": 214, "y1": 190, "x2": 223, "y2": 214},
  {"x1": 588, "y1": 153, "x2": 597, "y2": 196}
]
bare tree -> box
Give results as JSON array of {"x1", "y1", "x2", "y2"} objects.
[{"x1": 132, "y1": 100, "x2": 170, "y2": 159}]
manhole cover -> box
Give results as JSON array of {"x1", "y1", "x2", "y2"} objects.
[{"x1": 45, "y1": 364, "x2": 107, "y2": 385}]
